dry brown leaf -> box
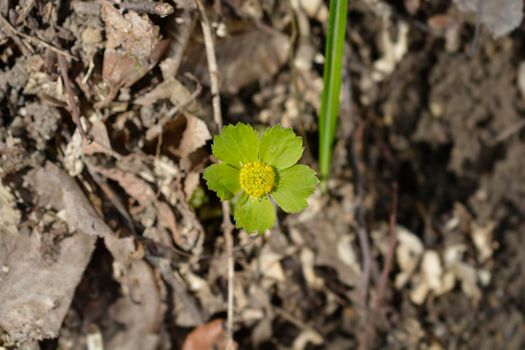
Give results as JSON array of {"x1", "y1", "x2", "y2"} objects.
[
  {"x1": 182, "y1": 319, "x2": 236, "y2": 350},
  {"x1": 0, "y1": 226, "x2": 96, "y2": 345},
  {"x1": 187, "y1": 30, "x2": 290, "y2": 94},
  {"x1": 0, "y1": 163, "x2": 104, "y2": 345},
  {"x1": 26, "y1": 162, "x2": 137, "y2": 264},
  {"x1": 171, "y1": 113, "x2": 211, "y2": 158},
  {"x1": 135, "y1": 78, "x2": 200, "y2": 112},
  {"x1": 26, "y1": 162, "x2": 113, "y2": 237},
  {"x1": 98, "y1": 1, "x2": 170, "y2": 106},
  {"x1": 91, "y1": 165, "x2": 157, "y2": 207},
  {"x1": 454, "y1": 0, "x2": 524, "y2": 38},
  {"x1": 106, "y1": 261, "x2": 165, "y2": 350},
  {"x1": 82, "y1": 119, "x2": 112, "y2": 156},
  {"x1": 156, "y1": 201, "x2": 180, "y2": 245}
]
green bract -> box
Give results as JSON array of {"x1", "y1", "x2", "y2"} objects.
[{"x1": 203, "y1": 123, "x2": 319, "y2": 233}]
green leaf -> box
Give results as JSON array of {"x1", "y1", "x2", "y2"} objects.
[
  {"x1": 211, "y1": 123, "x2": 259, "y2": 168},
  {"x1": 319, "y1": 0, "x2": 348, "y2": 186},
  {"x1": 234, "y1": 193, "x2": 275, "y2": 233},
  {"x1": 259, "y1": 125, "x2": 303, "y2": 170},
  {"x1": 203, "y1": 164, "x2": 240, "y2": 201},
  {"x1": 271, "y1": 165, "x2": 318, "y2": 213}
]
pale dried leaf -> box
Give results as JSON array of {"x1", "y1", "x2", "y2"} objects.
[
  {"x1": 256, "y1": 245, "x2": 285, "y2": 288},
  {"x1": 300, "y1": 248, "x2": 324, "y2": 289},
  {"x1": 454, "y1": 0, "x2": 524, "y2": 38},
  {"x1": 290, "y1": 0, "x2": 328, "y2": 21},
  {"x1": 470, "y1": 221, "x2": 496, "y2": 262},
  {"x1": 292, "y1": 329, "x2": 324, "y2": 350},
  {"x1": 372, "y1": 18, "x2": 409, "y2": 82},
  {"x1": 395, "y1": 226, "x2": 424, "y2": 289},
  {"x1": 421, "y1": 250, "x2": 443, "y2": 290}
]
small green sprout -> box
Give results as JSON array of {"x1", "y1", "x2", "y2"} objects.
[{"x1": 203, "y1": 123, "x2": 319, "y2": 233}]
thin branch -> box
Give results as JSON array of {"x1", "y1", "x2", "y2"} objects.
[
  {"x1": 196, "y1": 0, "x2": 222, "y2": 129},
  {"x1": 58, "y1": 55, "x2": 91, "y2": 142},
  {"x1": 0, "y1": 15, "x2": 77, "y2": 60},
  {"x1": 360, "y1": 182, "x2": 398, "y2": 349},
  {"x1": 195, "y1": 1, "x2": 234, "y2": 348},
  {"x1": 0, "y1": 15, "x2": 33, "y2": 55},
  {"x1": 352, "y1": 123, "x2": 372, "y2": 310}
]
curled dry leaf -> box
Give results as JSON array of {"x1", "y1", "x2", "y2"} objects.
[
  {"x1": 373, "y1": 17, "x2": 409, "y2": 82},
  {"x1": 453, "y1": 0, "x2": 524, "y2": 38},
  {"x1": 172, "y1": 113, "x2": 211, "y2": 159},
  {"x1": 98, "y1": 1, "x2": 170, "y2": 107},
  {"x1": 182, "y1": 319, "x2": 236, "y2": 350}
]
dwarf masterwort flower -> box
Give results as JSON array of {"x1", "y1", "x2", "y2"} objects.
[{"x1": 203, "y1": 123, "x2": 318, "y2": 233}]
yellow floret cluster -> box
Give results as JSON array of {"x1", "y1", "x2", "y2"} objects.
[{"x1": 239, "y1": 161, "x2": 275, "y2": 198}]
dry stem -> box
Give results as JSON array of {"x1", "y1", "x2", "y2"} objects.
[{"x1": 195, "y1": 1, "x2": 235, "y2": 348}]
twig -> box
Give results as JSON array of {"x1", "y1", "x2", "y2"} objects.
[
  {"x1": 146, "y1": 73, "x2": 203, "y2": 141},
  {"x1": 196, "y1": 0, "x2": 222, "y2": 129},
  {"x1": 494, "y1": 119, "x2": 525, "y2": 144},
  {"x1": 166, "y1": 10, "x2": 195, "y2": 77},
  {"x1": 352, "y1": 123, "x2": 372, "y2": 310},
  {"x1": 195, "y1": 1, "x2": 234, "y2": 348},
  {"x1": 19, "y1": 31, "x2": 77, "y2": 60},
  {"x1": 0, "y1": 15, "x2": 33, "y2": 55},
  {"x1": 120, "y1": 1, "x2": 174, "y2": 17},
  {"x1": 221, "y1": 201, "x2": 234, "y2": 346},
  {"x1": 360, "y1": 182, "x2": 398, "y2": 349},
  {"x1": 58, "y1": 55, "x2": 91, "y2": 142},
  {"x1": 0, "y1": 15, "x2": 77, "y2": 60}
]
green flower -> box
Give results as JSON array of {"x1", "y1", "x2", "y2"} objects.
[{"x1": 203, "y1": 123, "x2": 319, "y2": 233}]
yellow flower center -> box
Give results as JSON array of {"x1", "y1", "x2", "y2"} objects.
[{"x1": 239, "y1": 161, "x2": 275, "y2": 198}]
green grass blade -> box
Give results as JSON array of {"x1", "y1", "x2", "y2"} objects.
[{"x1": 319, "y1": 0, "x2": 348, "y2": 187}]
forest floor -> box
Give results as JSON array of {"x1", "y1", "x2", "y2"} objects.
[{"x1": 1, "y1": 0, "x2": 524, "y2": 349}]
